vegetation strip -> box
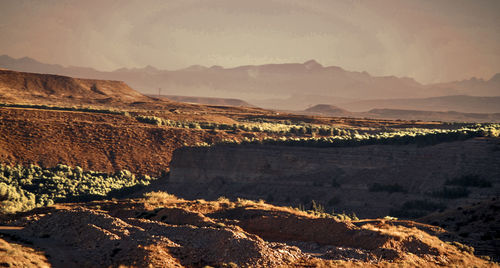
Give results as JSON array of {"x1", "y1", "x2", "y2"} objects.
[
  {"x1": 3, "y1": 102, "x2": 499, "y2": 148},
  {"x1": 0, "y1": 102, "x2": 129, "y2": 116},
  {"x1": 0, "y1": 164, "x2": 156, "y2": 213},
  {"x1": 212, "y1": 124, "x2": 500, "y2": 147}
]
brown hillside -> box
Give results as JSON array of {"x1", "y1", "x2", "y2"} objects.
[
  {"x1": 0, "y1": 107, "x2": 244, "y2": 176},
  {"x1": 0, "y1": 69, "x2": 146, "y2": 104}
]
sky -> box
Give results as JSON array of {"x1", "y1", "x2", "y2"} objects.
[{"x1": 0, "y1": 0, "x2": 499, "y2": 83}]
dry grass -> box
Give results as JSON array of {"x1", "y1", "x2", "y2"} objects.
[
  {"x1": 0, "y1": 238, "x2": 50, "y2": 267},
  {"x1": 143, "y1": 191, "x2": 180, "y2": 207}
]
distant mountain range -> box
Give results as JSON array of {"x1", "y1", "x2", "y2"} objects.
[
  {"x1": 1, "y1": 66, "x2": 499, "y2": 122},
  {"x1": 1, "y1": 55, "x2": 499, "y2": 113},
  {"x1": 339, "y1": 95, "x2": 500, "y2": 114},
  {"x1": 432, "y1": 74, "x2": 500, "y2": 96},
  {"x1": 301, "y1": 104, "x2": 500, "y2": 123}
]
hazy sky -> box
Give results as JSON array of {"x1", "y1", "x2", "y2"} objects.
[{"x1": 1, "y1": 0, "x2": 499, "y2": 83}]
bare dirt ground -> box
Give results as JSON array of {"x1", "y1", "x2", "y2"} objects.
[
  {"x1": 0, "y1": 229, "x2": 50, "y2": 268},
  {"x1": 0, "y1": 107, "x2": 238, "y2": 176},
  {"x1": 0, "y1": 193, "x2": 495, "y2": 267}
]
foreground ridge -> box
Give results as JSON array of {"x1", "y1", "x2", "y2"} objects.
[{"x1": 0, "y1": 192, "x2": 495, "y2": 267}]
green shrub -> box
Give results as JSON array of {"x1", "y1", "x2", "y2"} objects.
[
  {"x1": 431, "y1": 187, "x2": 470, "y2": 199},
  {"x1": 136, "y1": 115, "x2": 163, "y2": 125},
  {"x1": 0, "y1": 163, "x2": 157, "y2": 214},
  {"x1": 217, "y1": 124, "x2": 500, "y2": 148},
  {"x1": 311, "y1": 200, "x2": 325, "y2": 213},
  {"x1": 445, "y1": 174, "x2": 492, "y2": 188},
  {"x1": 296, "y1": 200, "x2": 358, "y2": 221},
  {"x1": 0, "y1": 103, "x2": 128, "y2": 116}
]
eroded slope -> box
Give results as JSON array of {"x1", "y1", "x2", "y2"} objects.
[{"x1": 0, "y1": 192, "x2": 494, "y2": 267}]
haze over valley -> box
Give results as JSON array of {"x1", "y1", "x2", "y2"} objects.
[
  {"x1": 0, "y1": 1, "x2": 499, "y2": 267},
  {"x1": 2, "y1": 54, "x2": 500, "y2": 122}
]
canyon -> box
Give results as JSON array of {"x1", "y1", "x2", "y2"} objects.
[{"x1": 169, "y1": 138, "x2": 500, "y2": 219}]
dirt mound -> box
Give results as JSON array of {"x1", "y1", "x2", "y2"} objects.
[
  {"x1": 23, "y1": 207, "x2": 183, "y2": 267},
  {"x1": 1, "y1": 194, "x2": 493, "y2": 267},
  {"x1": 208, "y1": 207, "x2": 475, "y2": 264},
  {"x1": 0, "y1": 69, "x2": 146, "y2": 104},
  {"x1": 20, "y1": 207, "x2": 302, "y2": 267}
]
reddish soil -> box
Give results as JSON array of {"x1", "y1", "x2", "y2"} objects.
[
  {"x1": 0, "y1": 107, "x2": 238, "y2": 176},
  {"x1": 0, "y1": 69, "x2": 145, "y2": 104},
  {"x1": 0, "y1": 236, "x2": 49, "y2": 267}
]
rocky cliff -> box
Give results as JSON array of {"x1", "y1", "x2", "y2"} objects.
[{"x1": 168, "y1": 138, "x2": 500, "y2": 218}]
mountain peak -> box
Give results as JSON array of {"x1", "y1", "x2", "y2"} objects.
[
  {"x1": 210, "y1": 65, "x2": 224, "y2": 70},
  {"x1": 489, "y1": 73, "x2": 500, "y2": 83},
  {"x1": 142, "y1": 65, "x2": 159, "y2": 72},
  {"x1": 19, "y1": 56, "x2": 38, "y2": 63},
  {"x1": 303, "y1": 59, "x2": 322, "y2": 70},
  {"x1": 0, "y1": 55, "x2": 13, "y2": 60}
]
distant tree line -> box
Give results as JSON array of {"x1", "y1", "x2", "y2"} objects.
[
  {"x1": 216, "y1": 124, "x2": 500, "y2": 148},
  {"x1": 0, "y1": 102, "x2": 130, "y2": 116},
  {"x1": 135, "y1": 115, "x2": 359, "y2": 136}
]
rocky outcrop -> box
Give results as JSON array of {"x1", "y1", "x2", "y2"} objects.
[
  {"x1": 21, "y1": 207, "x2": 301, "y2": 267},
  {"x1": 168, "y1": 138, "x2": 500, "y2": 218},
  {"x1": 1, "y1": 195, "x2": 493, "y2": 267}
]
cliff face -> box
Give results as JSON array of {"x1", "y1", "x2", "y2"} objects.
[{"x1": 169, "y1": 138, "x2": 500, "y2": 218}]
